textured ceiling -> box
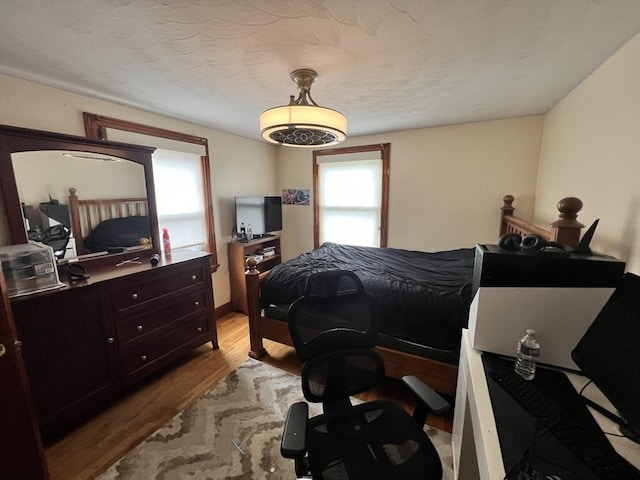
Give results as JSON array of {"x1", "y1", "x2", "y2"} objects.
[{"x1": 1, "y1": 0, "x2": 640, "y2": 142}]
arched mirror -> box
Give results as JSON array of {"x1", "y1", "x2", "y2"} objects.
[{"x1": 0, "y1": 124, "x2": 160, "y2": 264}]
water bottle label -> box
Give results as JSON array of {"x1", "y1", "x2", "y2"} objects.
[{"x1": 520, "y1": 345, "x2": 540, "y2": 357}]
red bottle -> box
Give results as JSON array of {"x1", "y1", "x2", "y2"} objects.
[{"x1": 162, "y1": 227, "x2": 172, "y2": 255}]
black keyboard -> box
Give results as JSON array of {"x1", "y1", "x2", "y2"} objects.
[{"x1": 490, "y1": 368, "x2": 640, "y2": 479}]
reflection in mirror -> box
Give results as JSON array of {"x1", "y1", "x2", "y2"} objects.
[{"x1": 12, "y1": 150, "x2": 150, "y2": 260}]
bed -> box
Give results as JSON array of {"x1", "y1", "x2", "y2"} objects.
[
  {"x1": 247, "y1": 194, "x2": 585, "y2": 396},
  {"x1": 68, "y1": 187, "x2": 151, "y2": 255}
]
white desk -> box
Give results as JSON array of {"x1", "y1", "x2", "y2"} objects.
[
  {"x1": 451, "y1": 329, "x2": 640, "y2": 480},
  {"x1": 452, "y1": 330, "x2": 505, "y2": 479}
]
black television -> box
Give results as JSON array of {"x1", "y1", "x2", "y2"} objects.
[{"x1": 234, "y1": 196, "x2": 282, "y2": 238}]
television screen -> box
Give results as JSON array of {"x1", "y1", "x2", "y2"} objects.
[
  {"x1": 263, "y1": 196, "x2": 283, "y2": 233},
  {"x1": 235, "y1": 196, "x2": 282, "y2": 237}
]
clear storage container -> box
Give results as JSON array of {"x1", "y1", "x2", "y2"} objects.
[{"x1": 0, "y1": 242, "x2": 64, "y2": 297}]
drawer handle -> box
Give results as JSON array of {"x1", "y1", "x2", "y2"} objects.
[
  {"x1": 131, "y1": 293, "x2": 138, "y2": 300},
  {"x1": 191, "y1": 275, "x2": 197, "y2": 281},
  {"x1": 136, "y1": 325, "x2": 143, "y2": 332},
  {"x1": 107, "y1": 337, "x2": 114, "y2": 344},
  {"x1": 197, "y1": 327, "x2": 202, "y2": 333},
  {"x1": 194, "y1": 301, "x2": 200, "y2": 307},
  {"x1": 141, "y1": 355, "x2": 147, "y2": 362}
]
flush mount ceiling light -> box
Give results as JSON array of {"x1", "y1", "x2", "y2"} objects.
[{"x1": 260, "y1": 69, "x2": 347, "y2": 147}]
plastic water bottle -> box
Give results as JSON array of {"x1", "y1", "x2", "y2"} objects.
[
  {"x1": 515, "y1": 329, "x2": 540, "y2": 380},
  {"x1": 247, "y1": 224, "x2": 253, "y2": 240}
]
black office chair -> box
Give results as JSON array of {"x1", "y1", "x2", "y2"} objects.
[
  {"x1": 42, "y1": 224, "x2": 71, "y2": 259},
  {"x1": 281, "y1": 270, "x2": 450, "y2": 479}
]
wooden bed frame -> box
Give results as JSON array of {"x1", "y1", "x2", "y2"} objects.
[
  {"x1": 499, "y1": 194, "x2": 584, "y2": 249},
  {"x1": 68, "y1": 187, "x2": 149, "y2": 255},
  {"x1": 245, "y1": 195, "x2": 585, "y2": 396}
]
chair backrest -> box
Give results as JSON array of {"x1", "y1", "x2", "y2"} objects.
[
  {"x1": 301, "y1": 348, "x2": 384, "y2": 404},
  {"x1": 287, "y1": 270, "x2": 377, "y2": 360},
  {"x1": 42, "y1": 224, "x2": 71, "y2": 259},
  {"x1": 287, "y1": 270, "x2": 383, "y2": 406}
]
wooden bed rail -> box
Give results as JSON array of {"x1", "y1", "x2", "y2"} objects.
[{"x1": 500, "y1": 194, "x2": 584, "y2": 249}]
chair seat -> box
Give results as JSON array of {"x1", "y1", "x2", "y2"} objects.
[{"x1": 307, "y1": 400, "x2": 442, "y2": 480}]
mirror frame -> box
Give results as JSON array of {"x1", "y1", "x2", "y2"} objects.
[{"x1": 0, "y1": 124, "x2": 160, "y2": 263}]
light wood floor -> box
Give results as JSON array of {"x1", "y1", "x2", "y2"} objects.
[{"x1": 43, "y1": 312, "x2": 454, "y2": 480}]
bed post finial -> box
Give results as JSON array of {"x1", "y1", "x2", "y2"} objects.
[
  {"x1": 246, "y1": 257, "x2": 258, "y2": 274},
  {"x1": 502, "y1": 195, "x2": 515, "y2": 208},
  {"x1": 550, "y1": 197, "x2": 585, "y2": 249},
  {"x1": 500, "y1": 195, "x2": 516, "y2": 236},
  {"x1": 555, "y1": 197, "x2": 583, "y2": 219}
]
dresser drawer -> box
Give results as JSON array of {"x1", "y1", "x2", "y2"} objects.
[
  {"x1": 109, "y1": 261, "x2": 208, "y2": 312},
  {"x1": 115, "y1": 289, "x2": 210, "y2": 345},
  {"x1": 120, "y1": 314, "x2": 210, "y2": 378}
]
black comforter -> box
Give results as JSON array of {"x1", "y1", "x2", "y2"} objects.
[
  {"x1": 261, "y1": 243, "x2": 475, "y2": 352},
  {"x1": 83, "y1": 215, "x2": 151, "y2": 253}
]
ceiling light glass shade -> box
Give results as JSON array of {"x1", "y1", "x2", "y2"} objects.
[
  {"x1": 260, "y1": 104, "x2": 347, "y2": 147},
  {"x1": 260, "y1": 69, "x2": 347, "y2": 147}
]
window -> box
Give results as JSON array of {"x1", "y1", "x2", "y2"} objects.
[
  {"x1": 153, "y1": 149, "x2": 207, "y2": 252},
  {"x1": 313, "y1": 144, "x2": 390, "y2": 248},
  {"x1": 318, "y1": 159, "x2": 382, "y2": 246},
  {"x1": 83, "y1": 113, "x2": 218, "y2": 270}
]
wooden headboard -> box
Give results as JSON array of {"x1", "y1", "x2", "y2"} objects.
[
  {"x1": 499, "y1": 194, "x2": 585, "y2": 249},
  {"x1": 68, "y1": 187, "x2": 149, "y2": 255}
]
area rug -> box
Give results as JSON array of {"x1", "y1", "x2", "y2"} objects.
[{"x1": 97, "y1": 358, "x2": 453, "y2": 479}]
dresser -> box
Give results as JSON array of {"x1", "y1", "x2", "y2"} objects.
[{"x1": 11, "y1": 250, "x2": 217, "y2": 438}]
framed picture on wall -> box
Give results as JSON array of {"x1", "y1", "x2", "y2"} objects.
[{"x1": 282, "y1": 189, "x2": 310, "y2": 205}]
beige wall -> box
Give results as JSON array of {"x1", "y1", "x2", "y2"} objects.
[
  {"x1": 276, "y1": 116, "x2": 545, "y2": 259},
  {"x1": 0, "y1": 74, "x2": 277, "y2": 307},
  {"x1": 13, "y1": 150, "x2": 147, "y2": 207},
  {"x1": 535, "y1": 32, "x2": 640, "y2": 274}
]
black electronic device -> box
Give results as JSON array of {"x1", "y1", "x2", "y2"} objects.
[
  {"x1": 234, "y1": 195, "x2": 282, "y2": 237},
  {"x1": 472, "y1": 243, "x2": 625, "y2": 295},
  {"x1": 571, "y1": 272, "x2": 640, "y2": 443},
  {"x1": 485, "y1": 355, "x2": 640, "y2": 479}
]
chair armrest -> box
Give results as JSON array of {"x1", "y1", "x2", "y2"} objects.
[
  {"x1": 281, "y1": 401, "x2": 309, "y2": 459},
  {"x1": 402, "y1": 375, "x2": 451, "y2": 425}
]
